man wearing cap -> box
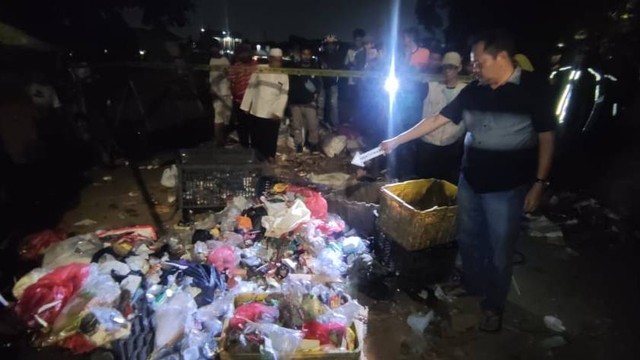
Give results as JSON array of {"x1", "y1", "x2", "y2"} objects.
[
  {"x1": 241, "y1": 48, "x2": 289, "y2": 162},
  {"x1": 416, "y1": 51, "x2": 467, "y2": 183}
]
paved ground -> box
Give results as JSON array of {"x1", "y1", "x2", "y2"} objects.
[{"x1": 48, "y1": 148, "x2": 639, "y2": 360}]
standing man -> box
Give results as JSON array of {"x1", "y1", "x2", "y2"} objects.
[
  {"x1": 403, "y1": 27, "x2": 430, "y2": 72},
  {"x1": 381, "y1": 30, "x2": 556, "y2": 332},
  {"x1": 417, "y1": 51, "x2": 467, "y2": 183},
  {"x1": 319, "y1": 35, "x2": 343, "y2": 129},
  {"x1": 389, "y1": 27, "x2": 430, "y2": 179},
  {"x1": 227, "y1": 45, "x2": 257, "y2": 148},
  {"x1": 344, "y1": 29, "x2": 366, "y2": 124},
  {"x1": 241, "y1": 48, "x2": 289, "y2": 162},
  {"x1": 209, "y1": 40, "x2": 232, "y2": 146},
  {"x1": 289, "y1": 47, "x2": 322, "y2": 154}
]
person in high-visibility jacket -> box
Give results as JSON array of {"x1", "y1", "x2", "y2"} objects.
[{"x1": 241, "y1": 48, "x2": 289, "y2": 162}]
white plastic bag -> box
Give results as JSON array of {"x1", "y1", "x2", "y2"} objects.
[
  {"x1": 322, "y1": 135, "x2": 347, "y2": 158},
  {"x1": 261, "y1": 199, "x2": 311, "y2": 238},
  {"x1": 42, "y1": 233, "x2": 102, "y2": 269},
  {"x1": 160, "y1": 165, "x2": 178, "y2": 188},
  {"x1": 154, "y1": 291, "x2": 198, "y2": 350}
]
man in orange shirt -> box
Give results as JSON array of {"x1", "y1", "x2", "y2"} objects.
[{"x1": 403, "y1": 27, "x2": 430, "y2": 72}]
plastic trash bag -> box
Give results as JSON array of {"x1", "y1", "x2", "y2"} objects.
[
  {"x1": 97, "y1": 225, "x2": 158, "y2": 244},
  {"x1": 47, "y1": 265, "x2": 122, "y2": 344},
  {"x1": 340, "y1": 236, "x2": 366, "y2": 255},
  {"x1": 287, "y1": 186, "x2": 328, "y2": 220},
  {"x1": 165, "y1": 260, "x2": 227, "y2": 307},
  {"x1": 59, "y1": 307, "x2": 131, "y2": 354},
  {"x1": 161, "y1": 165, "x2": 178, "y2": 188},
  {"x1": 311, "y1": 247, "x2": 346, "y2": 279},
  {"x1": 407, "y1": 311, "x2": 434, "y2": 334},
  {"x1": 230, "y1": 303, "x2": 280, "y2": 331},
  {"x1": 262, "y1": 199, "x2": 312, "y2": 238},
  {"x1": 207, "y1": 245, "x2": 239, "y2": 272},
  {"x1": 20, "y1": 229, "x2": 67, "y2": 260},
  {"x1": 12, "y1": 268, "x2": 50, "y2": 299},
  {"x1": 246, "y1": 322, "x2": 303, "y2": 360},
  {"x1": 322, "y1": 135, "x2": 347, "y2": 158},
  {"x1": 42, "y1": 234, "x2": 102, "y2": 269},
  {"x1": 15, "y1": 263, "x2": 90, "y2": 328},
  {"x1": 154, "y1": 291, "x2": 198, "y2": 350},
  {"x1": 302, "y1": 320, "x2": 346, "y2": 347}
]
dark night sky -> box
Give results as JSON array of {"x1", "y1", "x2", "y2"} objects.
[{"x1": 127, "y1": 0, "x2": 419, "y2": 42}]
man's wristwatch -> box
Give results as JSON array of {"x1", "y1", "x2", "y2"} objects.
[{"x1": 535, "y1": 178, "x2": 550, "y2": 187}]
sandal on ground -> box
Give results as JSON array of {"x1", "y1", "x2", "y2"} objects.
[{"x1": 479, "y1": 312, "x2": 503, "y2": 333}]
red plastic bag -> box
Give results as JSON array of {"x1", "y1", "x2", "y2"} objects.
[
  {"x1": 229, "y1": 303, "x2": 279, "y2": 330},
  {"x1": 287, "y1": 186, "x2": 328, "y2": 220},
  {"x1": 59, "y1": 333, "x2": 96, "y2": 354},
  {"x1": 15, "y1": 263, "x2": 90, "y2": 328},
  {"x1": 302, "y1": 321, "x2": 346, "y2": 347},
  {"x1": 20, "y1": 229, "x2": 67, "y2": 260},
  {"x1": 207, "y1": 245, "x2": 238, "y2": 272}
]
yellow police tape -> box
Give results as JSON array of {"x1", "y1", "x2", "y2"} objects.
[{"x1": 96, "y1": 62, "x2": 473, "y2": 82}]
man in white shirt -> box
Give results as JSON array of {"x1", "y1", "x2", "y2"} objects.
[
  {"x1": 241, "y1": 48, "x2": 289, "y2": 162},
  {"x1": 209, "y1": 40, "x2": 232, "y2": 146},
  {"x1": 417, "y1": 51, "x2": 467, "y2": 182}
]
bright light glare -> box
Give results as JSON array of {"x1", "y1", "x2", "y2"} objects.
[
  {"x1": 612, "y1": 103, "x2": 618, "y2": 116},
  {"x1": 139, "y1": 49, "x2": 146, "y2": 56},
  {"x1": 556, "y1": 84, "x2": 572, "y2": 123},
  {"x1": 200, "y1": 27, "x2": 205, "y2": 32},
  {"x1": 384, "y1": 75, "x2": 399, "y2": 96},
  {"x1": 587, "y1": 68, "x2": 602, "y2": 81}
]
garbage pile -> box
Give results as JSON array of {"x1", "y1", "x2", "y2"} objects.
[{"x1": 10, "y1": 183, "x2": 370, "y2": 359}]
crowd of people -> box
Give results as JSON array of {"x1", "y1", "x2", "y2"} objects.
[{"x1": 207, "y1": 27, "x2": 479, "y2": 173}]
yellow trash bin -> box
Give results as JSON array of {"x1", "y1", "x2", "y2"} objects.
[{"x1": 378, "y1": 179, "x2": 458, "y2": 251}]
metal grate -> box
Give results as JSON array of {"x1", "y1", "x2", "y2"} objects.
[
  {"x1": 179, "y1": 147, "x2": 257, "y2": 165},
  {"x1": 178, "y1": 163, "x2": 262, "y2": 211}
]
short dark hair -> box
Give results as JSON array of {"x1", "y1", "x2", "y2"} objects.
[
  {"x1": 353, "y1": 28, "x2": 366, "y2": 39},
  {"x1": 403, "y1": 27, "x2": 419, "y2": 43},
  {"x1": 473, "y1": 29, "x2": 515, "y2": 58}
]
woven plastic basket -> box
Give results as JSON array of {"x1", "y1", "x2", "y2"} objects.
[{"x1": 378, "y1": 179, "x2": 458, "y2": 251}]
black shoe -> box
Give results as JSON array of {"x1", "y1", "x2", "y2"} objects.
[
  {"x1": 296, "y1": 145, "x2": 303, "y2": 154},
  {"x1": 309, "y1": 144, "x2": 320, "y2": 154}
]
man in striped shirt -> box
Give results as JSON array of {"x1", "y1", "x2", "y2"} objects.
[{"x1": 381, "y1": 30, "x2": 556, "y2": 332}]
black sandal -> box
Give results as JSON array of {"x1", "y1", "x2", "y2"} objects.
[{"x1": 479, "y1": 312, "x2": 503, "y2": 333}]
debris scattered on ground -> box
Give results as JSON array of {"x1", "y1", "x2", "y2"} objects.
[
  {"x1": 434, "y1": 285, "x2": 454, "y2": 303},
  {"x1": 544, "y1": 315, "x2": 566, "y2": 332},
  {"x1": 527, "y1": 215, "x2": 565, "y2": 245},
  {"x1": 73, "y1": 219, "x2": 98, "y2": 227},
  {"x1": 102, "y1": 176, "x2": 113, "y2": 182},
  {"x1": 127, "y1": 191, "x2": 139, "y2": 197},
  {"x1": 308, "y1": 172, "x2": 352, "y2": 190},
  {"x1": 160, "y1": 165, "x2": 178, "y2": 188},
  {"x1": 407, "y1": 311, "x2": 435, "y2": 334},
  {"x1": 540, "y1": 335, "x2": 567, "y2": 349}
]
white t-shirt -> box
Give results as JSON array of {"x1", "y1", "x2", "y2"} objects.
[
  {"x1": 240, "y1": 67, "x2": 289, "y2": 119},
  {"x1": 421, "y1": 81, "x2": 467, "y2": 146}
]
